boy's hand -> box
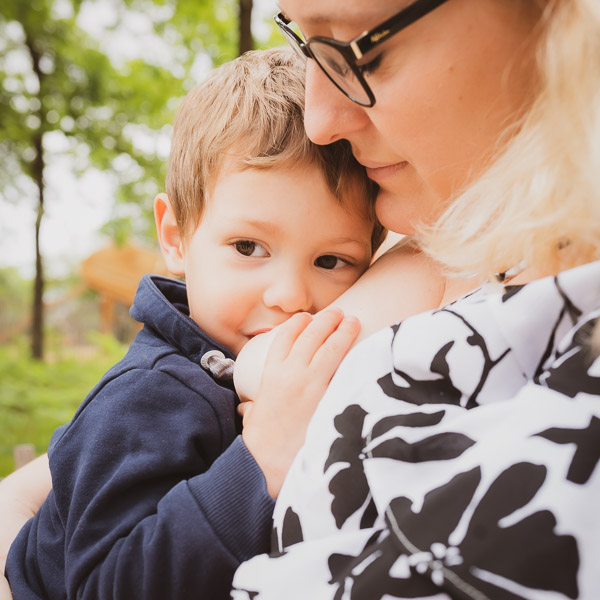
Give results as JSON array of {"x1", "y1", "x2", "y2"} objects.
[{"x1": 241, "y1": 308, "x2": 360, "y2": 498}]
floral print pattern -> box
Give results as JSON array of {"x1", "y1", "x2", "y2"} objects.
[{"x1": 232, "y1": 261, "x2": 600, "y2": 599}]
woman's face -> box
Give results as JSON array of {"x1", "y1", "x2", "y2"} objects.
[{"x1": 278, "y1": 0, "x2": 543, "y2": 234}]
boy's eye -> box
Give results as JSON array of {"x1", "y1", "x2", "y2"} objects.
[
  {"x1": 234, "y1": 240, "x2": 269, "y2": 257},
  {"x1": 315, "y1": 255, "x2": 347, "y2": 270}
]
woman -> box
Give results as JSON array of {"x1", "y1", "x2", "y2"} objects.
[{"x1": 231, "y1": 0, "x2": 600, "y2": 598}]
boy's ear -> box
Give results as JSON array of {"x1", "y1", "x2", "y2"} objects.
[{"x1": 154, "y1": 193, "x2": 185, "y2": 277}]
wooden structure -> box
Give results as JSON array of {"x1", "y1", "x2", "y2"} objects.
[{"x1": 81, "y1": 243, "x2": 170, "y2": 333}]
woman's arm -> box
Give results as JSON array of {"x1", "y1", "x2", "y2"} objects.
[
  {"x1": 330, "y1": 238, "x2": 445, "y2": 344},
  {"x1": 0, "y1": 454, "x2": 51, "y2": 573},
  {"x1": 1, "y1": 574, "x2": 12, "y2": 600},
  {"x1": 327, "y1": 236, "x2": 481, "y2": 343}
]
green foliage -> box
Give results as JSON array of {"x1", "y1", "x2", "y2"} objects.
[
  {"x1": 0, "y1": 0, "x2": 281, "y2": 251},
  {"x1": 0, "y1": 335, "x2": 128, "y2": 476},
  {"x1": 151, "y1": 0, "x2": 239, "y2": 65},
  {"x1": 0, "y1": 267, "x2": 30, "y2": 335},
  {"x1": 0, "y1": 0, "x2": 183, "y2": 213},
  {"x1": 0, "y1": 0, "x2": 282, "y2": 357}
]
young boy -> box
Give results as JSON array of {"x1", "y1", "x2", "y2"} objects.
[{"x1": 6, "y1": 48, "x2": 385, "y2": 599}]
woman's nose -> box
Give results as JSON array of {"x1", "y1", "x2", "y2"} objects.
[
  {"x1": 303, "y1": 61, "x2": 369, "y2": 146},
  {"x1": 263, "y1": 273, "x2": 313, "y2": 315}
]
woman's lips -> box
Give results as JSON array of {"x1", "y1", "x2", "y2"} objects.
[{"x1": 364, "y1": 161, "x2": 408, "y2": 182}]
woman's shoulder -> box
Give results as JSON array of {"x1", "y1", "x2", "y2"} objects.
[{"x1": 335, "y1": 237, "x2": 481, "y2": 345}]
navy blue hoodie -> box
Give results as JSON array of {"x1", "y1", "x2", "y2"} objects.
[{"x1": 6, "y1": 275, "x2": 274, "y2": 600}]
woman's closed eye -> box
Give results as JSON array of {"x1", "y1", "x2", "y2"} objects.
[
  {"x1": 315, "y1": 255, "x2": 351, "y2": 270},
  {"x1": 233, "y1": 240, "x2": 269, "y2": 257},
  {"x1": 359, "y1": 52, "x2": 383, "y2": 77},
  {"x1": 322, "y1": 55, "x2": 350, "y2": 78}
]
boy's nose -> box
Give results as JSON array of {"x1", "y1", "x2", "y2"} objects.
[
  {"x1": 263, "y1": 273, "x2": 313, "y2": 314},
  {"x1": 303, "y1": 61, "x2": 369, "y2": 146}
]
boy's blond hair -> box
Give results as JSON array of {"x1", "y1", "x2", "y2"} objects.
[{"x1": 167, "y1": 47, "x2": 385, "y2": 252}]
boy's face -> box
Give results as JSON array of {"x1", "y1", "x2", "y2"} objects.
[{"x1": 180, "y1": 162, "x2": 373, "y2": 355}]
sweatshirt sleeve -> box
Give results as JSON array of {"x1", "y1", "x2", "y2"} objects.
[{"x1": 48, "y1": 367, "x2": 274, "y2": 600}]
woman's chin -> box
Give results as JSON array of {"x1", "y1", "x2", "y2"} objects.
[
  {"x1": 375, "y1": 189, "x2": 418, "y2": 235},
  {"x1": 375, "y1": 183, "x2": 443, "y2": 235}
]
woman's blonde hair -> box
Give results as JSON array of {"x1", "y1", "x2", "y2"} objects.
[
  {"x1": 166, "y1": 47, "x2": 385, "y2": 252},
  {"x1": 420, "y1": 0, "x2": 600, "y2": 281}
]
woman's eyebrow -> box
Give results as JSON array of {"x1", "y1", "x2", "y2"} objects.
[
  {"x1": 277, "y1": 2, "x2": 411, "y2": 28},
  {"x1": 277, "y1": 3, "x2": 373, "y2": 27}
]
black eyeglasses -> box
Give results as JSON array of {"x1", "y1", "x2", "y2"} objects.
[{"x1": 275, "y1": 0, "x2": 449, "y2": 107}]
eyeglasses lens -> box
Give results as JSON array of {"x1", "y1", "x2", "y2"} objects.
[
  {"x1": 280, "y1": 26, "x2": 308, "y2": 62},
  {"x1": 308, "y1": 40, "x2": 370, "y2": 105}
]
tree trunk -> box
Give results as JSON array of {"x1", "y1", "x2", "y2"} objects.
[
  {"x1": 31, "y1": 132, "x2": 45, "y2": 360},
  {"x1": 25, "y1": 33, "x2": 46, "y2": 360},
  {"x1": 238, "y1": 0, "x2": 253, "y2": 56}
]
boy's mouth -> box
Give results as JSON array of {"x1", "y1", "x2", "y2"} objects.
[{"x1": 247, "y1": 328, "x2": 272, "y2": 338}]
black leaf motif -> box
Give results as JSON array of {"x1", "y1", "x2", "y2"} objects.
[
  {"x1": 370, "y1": 410, "x2": 446, "y2": 439},
  {"x1": 270, "y1": 525, "x2": 278, "y2": 553},
  {"x1": 359, "y1": 497, "x2": 378, "y2": 529},
  {"x1": 464, "y1": 463, "x2": 579, "y2": 598},
  {"x1": 501, "y1": 284, "x2": 525, "y2": 302},
  {"x1": 378, "y1": 342, "x2": 463, "y2": 406},
  {"x1": 384, "y1": 462, "x2": 579, "y2": 599},
  {"x1": 324, "y1": 405, "x2": 367, "y2": 472},
  {"x1": 539, "y1": 318, "x2": 600, "y2": 398},
  {"x1": 280, "y1": 506, "x2": 303, "y2": 550},
  {"x1": 379, "y1": 309, "x2": 510, "y2": 409},
  {"x1": 329, "y1": 455, "x2": 372, "y2": 529},
  {"x1": 329, "y1": 531, "x2": 438, "y2": 600},
  {"x1": 533, "y1": 282, "x2": 585, "y2": 383},
  {"x1": 324, "y1": 405, "x2": 372, "y2": 529},
  {"x1": 535, "y1": 415, "x2": 600, "y2": 484},
  {"x1": 389, "y1": 468, "x2": 481, "y2": 548},
  {"x1": 369, "y1": 432, "x2": 475, "y2": 463}
]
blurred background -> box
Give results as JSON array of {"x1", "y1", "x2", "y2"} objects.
[{"x1": 0, "y1": 0, "x2": 281, "y2": 476}]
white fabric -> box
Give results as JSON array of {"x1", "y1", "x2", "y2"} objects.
[{"x1": 233, "y1": 260, "x2": 600, "y2": 600}]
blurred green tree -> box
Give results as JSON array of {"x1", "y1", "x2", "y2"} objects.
[{"x1": 0, "y1": 0, "x2": 276, "y2": 360}]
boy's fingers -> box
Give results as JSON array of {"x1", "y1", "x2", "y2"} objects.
[
  {"x1": 289, "y1": 308, "x2": 345, "y2": 364},
  {"x1": 265, "y1": 312, "x2": 313, "y2": 362},
  {"x1": 311, "y1": 315, "x2": 361, "y2": 376}
]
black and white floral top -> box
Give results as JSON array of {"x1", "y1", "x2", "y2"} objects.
[{"x1": 232, "y1": 260, "x2": 600, "y2": 600}]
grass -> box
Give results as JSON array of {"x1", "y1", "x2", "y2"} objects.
[{"x1": 0, "y1": 334, "x2": 127, "y2": 477}]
